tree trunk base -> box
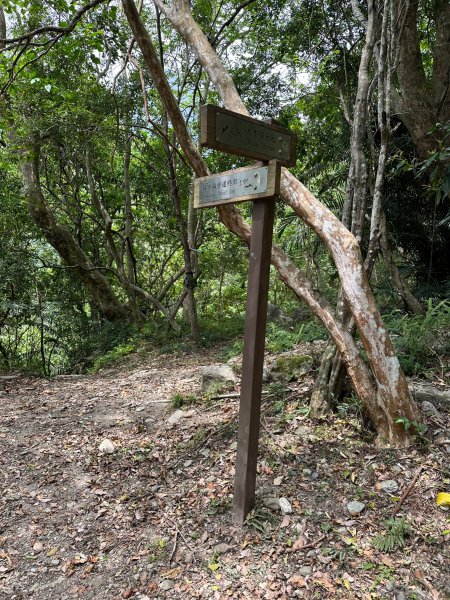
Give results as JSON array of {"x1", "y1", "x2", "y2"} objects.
[{"x1": 309, "y1": 343, "x2": 335, "y2": 417}]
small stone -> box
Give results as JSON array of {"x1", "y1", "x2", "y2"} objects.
[
  {"x1": 274, "y1": 476, "x2": 283, "y2": 486},
  {"x1": 183, "y1": 459, "x2": 193, "y2": 467},
  {"x1": 98, "y1": 438, "x2": 116, "y2": 454},
  {"x1": 380, "y1": 480, "x2": 399, "y2": 494},
  {"x1": 264, "y1": 497, "x2": 281, "y2": 511},
  {"x1": 337, "y1": 527, "x2": 347, "y2": 534},
  {"x1": 299, "y1": 566, "x2": 312, "y2": 576},
  {"x1": 281, "y1": 515, "x2": 290, "y2": 527},
  {"x1": 167, "y1": 409, "x2": 195, "y2": 425},
  {"x1": 212, "y1": 543, "x2": 232, "y2": 555},
  {"x1": 347, "y1": 501, "x2": 365, "y2": 515},
  {"x1": 50, "y1": 559, "x2": 60, "y2": 566},
  {"x1": 306, "y1": 549, "x2": 315, "y2": 557},
  {"x1": 201, "y1": 364, "x2": 236, "y2": 393},
  {"x1": 270, "y1": 354, "x2": 313, "y2": 382},
  {"x1": 159, "y1": 580, "x2": 175, "y2": 591},
  {"x1": 396, "y1": 591, "x2": 406, "y2": 600},
  {"x1": 279, "y1": 497, "x2": 293, "y2": 514},
  {"x1": 421, "y1": 400, "x2": 442, "y2": 419},
  {"x1": 296, "y1": 426, "x2": 310, "y2": 437},
  {"x1": 385, "y1": 581, "x2": 394, "y2": 592},
  {"x1": 33, "y1": 541, "x2": 44, "y2": 553},
  {"x1": 302, "y1": 468, "x2": 312, "y2": 477}
]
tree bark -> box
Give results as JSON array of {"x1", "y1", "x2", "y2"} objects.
[
  {"x1": 393, "y1": 1, "x2": 450, "y2": 157},
  {"x1": 313, "y1": 0, "x2": 422, "y2": 417},
  {"x1": 122, "y1": 0, "x2": 421, "y2": 445},
  {"x1": 312, "y1": 0, "x2": 379, "y2": 416},
  {"x1": 0, "y1": 7, "x2": 5, "y2": 45},
  {"x1": 167, "y1": 149, "x2": 199, "y2": 339},
  {"x1": 431, "y1": 0, "x2": 450, "y2": 122}
]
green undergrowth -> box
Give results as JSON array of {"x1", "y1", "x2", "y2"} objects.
[
  {"x1": 384, "y1": 299, "x2": 450, "y2": 378},
  {"x1": 372, "y1": 518, "x2": 412, "y2": 553},
  {"x1": 44, "y1": 297, "x2": 450, "y2": 379},
  {"x1": 80, "y1": 316, "x2": 246, "y2": 374},
  {"x1": 71, "y1": 321, "x2": 138, "y2": 374},
  {"x1": 89, "y1": 343, "x2": 137, "y2": 374},
  {"x1": 222, "y1": 319, "x2": 328, "y2": 360},
  {"x1": 266, "y1": 320, "x2": 328, "y2": 353},
  {"x1": 170, "y1": 392, "x2": 200, "y2": 409}
]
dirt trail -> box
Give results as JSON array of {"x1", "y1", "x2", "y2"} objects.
[
  {"x1": 1, "y1": 348, "x2": 449, "y2": 600},
  {"x1": 0, "y1": 350, "x2": 216, "y2": 599}
]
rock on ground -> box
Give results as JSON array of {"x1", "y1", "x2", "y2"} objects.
[
  {"x1": 201, "y1": 364, "x2": 237, "y2": 393},
  {"x1": 270, "y1": 354, "x2": 313, "y2": 382}
]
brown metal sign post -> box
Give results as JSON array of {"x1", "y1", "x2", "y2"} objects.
[
  {"x1": 233, "y1": 197, "x2": 275, "y2": 523},
  {"x1": 195, "y1": 106, "x2": 296, "y2": 524}
]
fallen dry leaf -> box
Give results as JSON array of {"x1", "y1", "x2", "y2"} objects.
[
  {"x1": 288, "y1": 574, "x2": 308, "y2": 588},
  {"x1": 436, "y1": 492, "x2": 450, "y2": 507},
  {"x1": 414, "y1": 569, "x2": 441, "y2": 600}
]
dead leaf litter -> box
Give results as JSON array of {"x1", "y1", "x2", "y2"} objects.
[{"x1": 1, "y1": 346, "x2": 449, "y2": 599}]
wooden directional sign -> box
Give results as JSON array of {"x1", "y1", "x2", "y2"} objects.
[
  {"x1": 200, "y1": 104, "x2": 297, "y2": 167},
  {"x1": 193, "y1": 161, "x2": 281, "y2": 209},
  {"x1": 194, "y1": 105, "x2": 297, "y2": 524}
]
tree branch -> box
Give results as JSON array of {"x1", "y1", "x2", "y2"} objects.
[
  {"x1": 130, "y1": 283, "x2": 180, "y2": 332},
  {"x1": 210, "y1": 0, "x2": 257, "y2": 47},
  {"x1": 0, "y1": 0, "x2": 109, "y2": 45}
]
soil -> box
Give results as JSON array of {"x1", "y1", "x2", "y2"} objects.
[{"x1": 1, "y1": 345, "x2": 449, "y2": 599}]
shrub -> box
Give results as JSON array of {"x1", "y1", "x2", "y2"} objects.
[
  {"x1": 384, "y1": 299, "x2": 450, "y2": 377},
  {"x1": 266, "y1": 320, "x2": 328, "y2": 353}
]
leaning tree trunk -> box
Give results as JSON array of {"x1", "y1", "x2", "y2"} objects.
[
  {"x1": 85, "y1": 144, "x2": 142, "y2": 321},
  {"x1": 156, "y1": 12, "x2": 199, "y2": 339},
  {"x1": 122, "y1": 0, "x2": 421, "y2": 445},
  {"x1": 378, "y1": 213, "x2": 424, "y2": 315},
  {"x1": 19, "y1": 140, "x2": 131, "y2": 322},
  {"x1": 312, "y1": 0, "x2": 421, "y2": 416},
  {"x1": 123, "y1": 134, "x2": 140, "y2": 319},
  {"x1": 311, "y1": 0, "x2": 378, "y2": 416}
]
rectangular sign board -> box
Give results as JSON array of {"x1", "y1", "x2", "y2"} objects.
[
  {"x1": 193, "y1": 161, "x2": 281, "y2": 209},
  {"x1": 200, "y1": 104, "x2": 297, "y2": 167}
]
